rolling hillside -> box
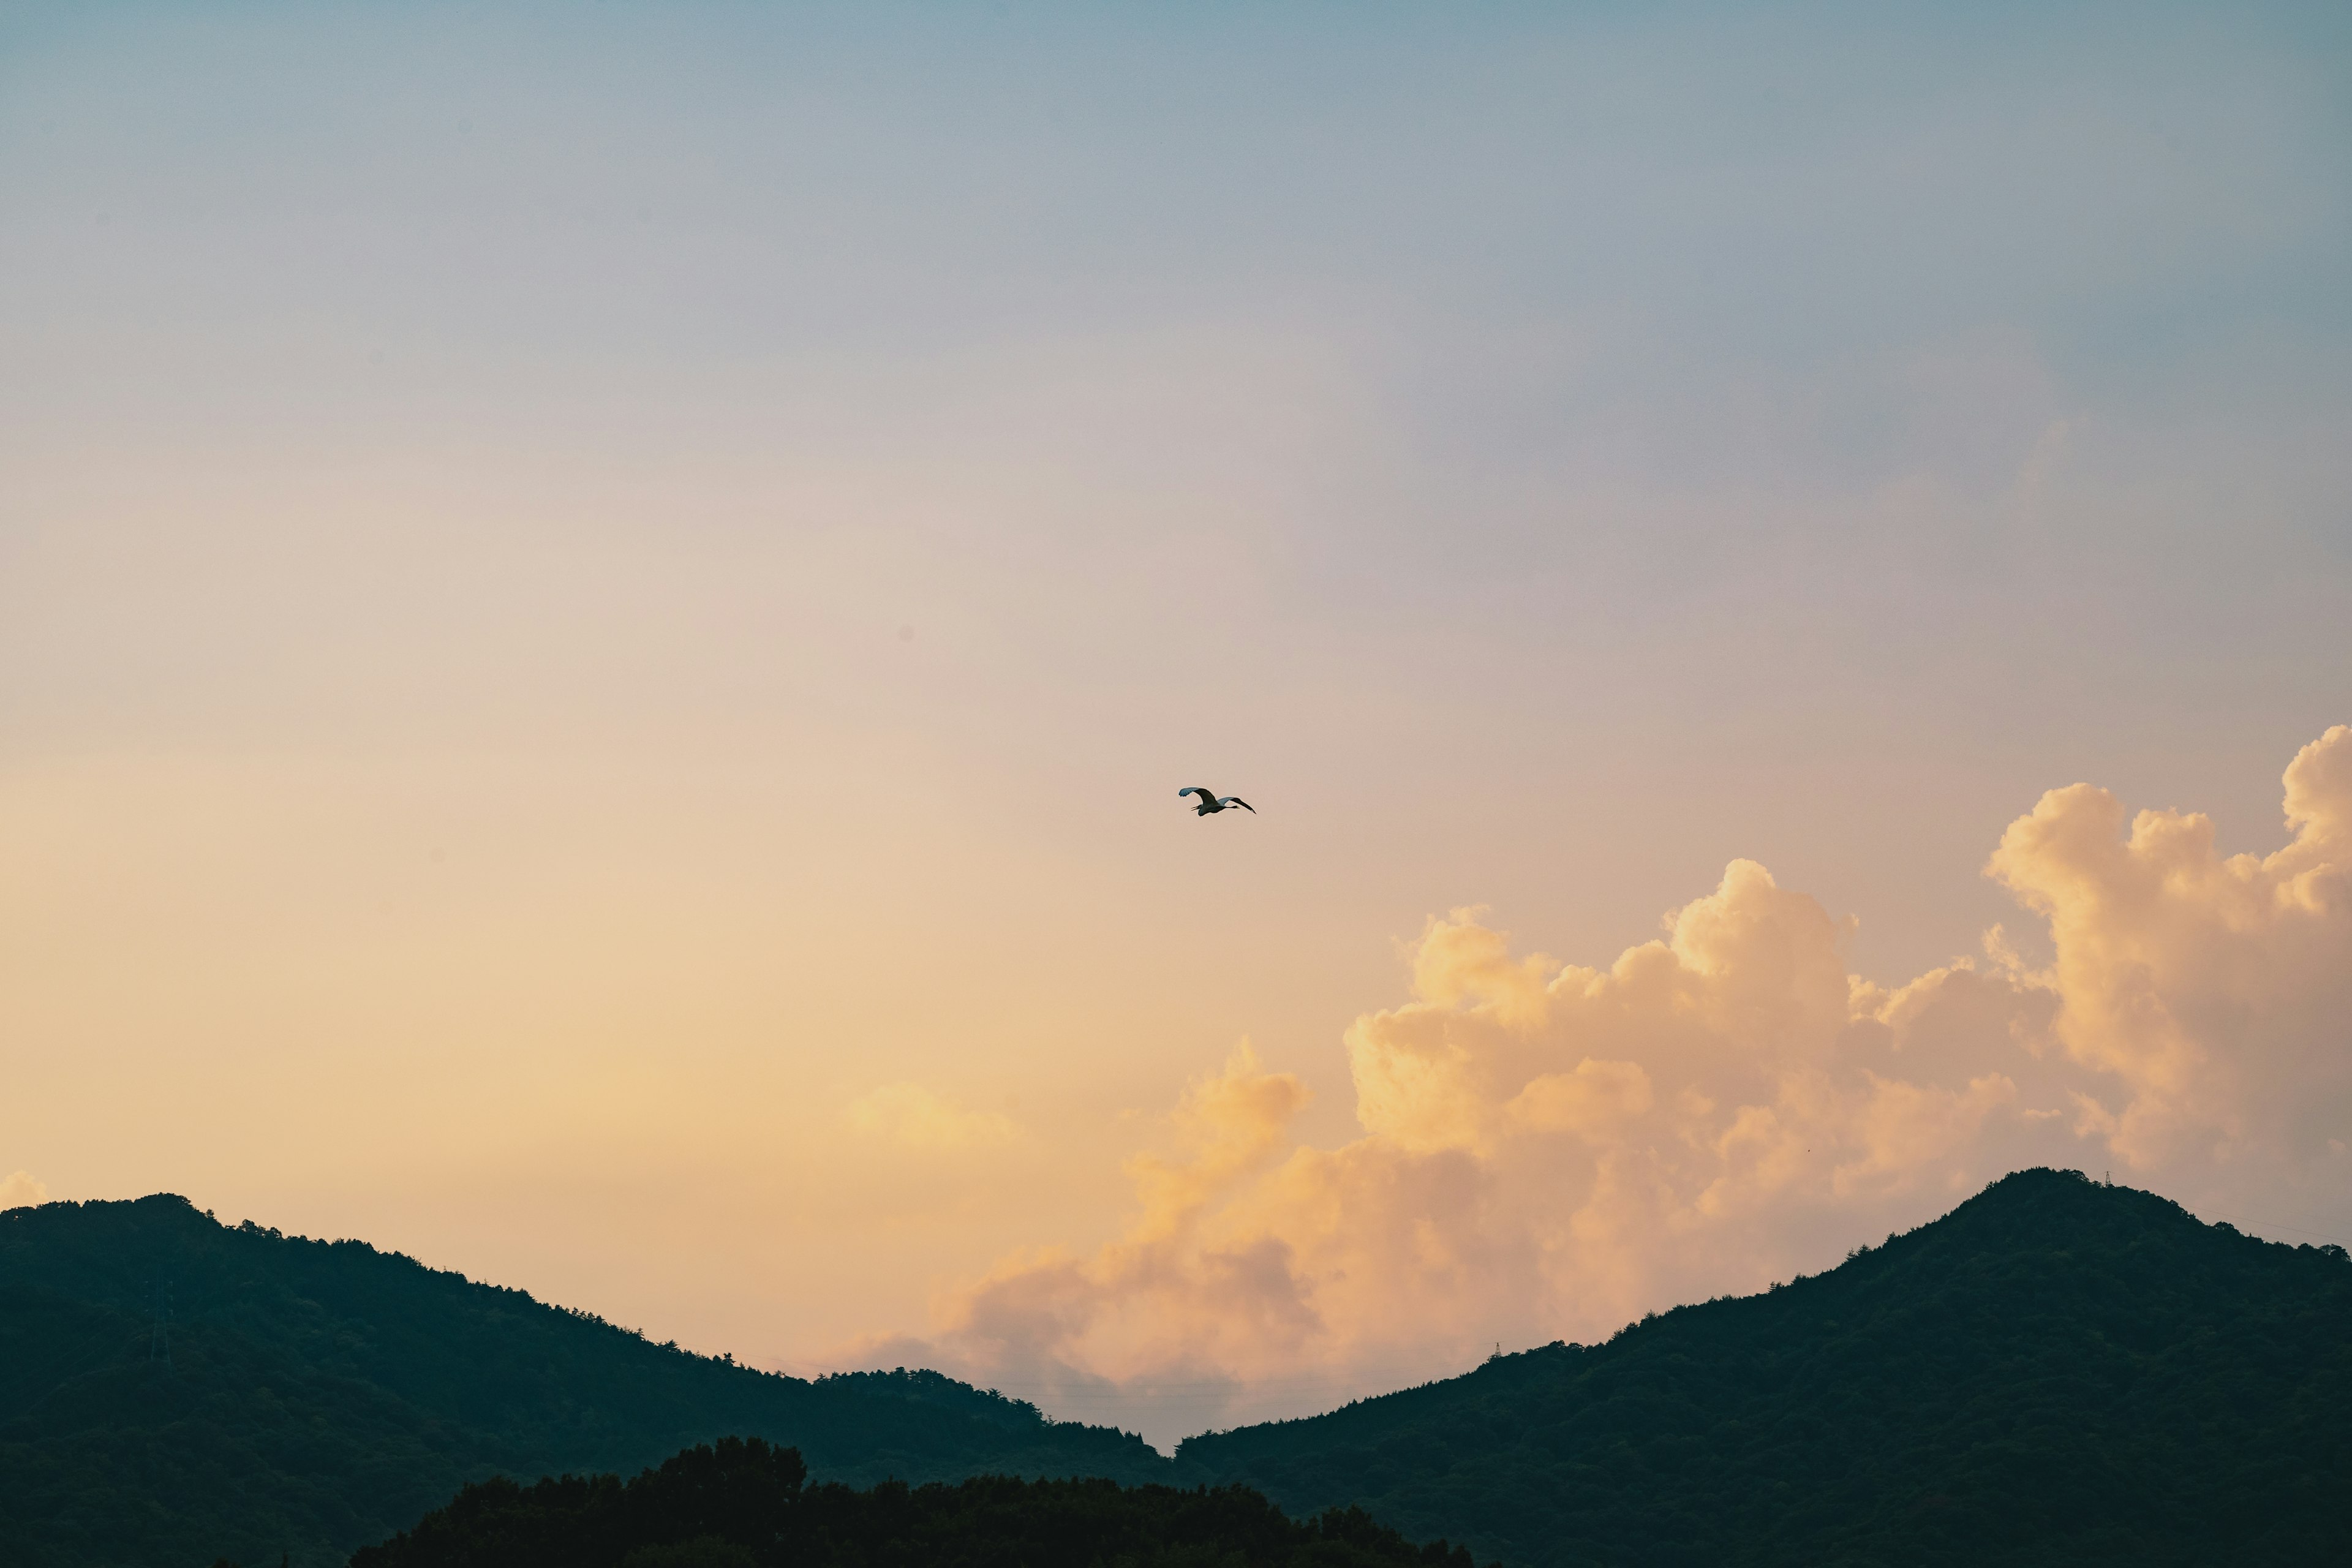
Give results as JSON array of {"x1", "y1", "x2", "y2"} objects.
[
  {"x1": 1180, "y1": 1170, "x2": 2352, "y2": 1566},
  {"x1": 0, "y1": 1195, "x2": 1163, "y2": 1568}
]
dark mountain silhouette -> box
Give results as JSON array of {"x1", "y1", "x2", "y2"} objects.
[
  {"x1": 334, "y1": 1434, "x2": 1488, "y2": 1568},
  {"x1": 0, "y1": 1195, "x2": 1163, "y2": 1568},
  {"x1": 1178, "y1": 1169, "x2": 2352, "y2": 1566},
  {"x1": 9, "y1": 1171, "x2": 2346, "y2": 1567}
]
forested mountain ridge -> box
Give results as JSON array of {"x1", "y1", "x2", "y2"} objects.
[
  {"x1": 10, "y1": 1171, "x2": 2343, "y2": 1567},
  {"x1": 1180, "y1": 1169, "x2": 2352, "y2": 1567},
  {"x1": 0, "y1": 1194, "x2": 1164, "y2": 1568}
]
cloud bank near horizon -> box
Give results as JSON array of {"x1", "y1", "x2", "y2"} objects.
[
  {"x1": 0, "y1": 1172, "x2": 48, "y2": 1211},
  {"x1": 838, "y1": 728, "x2": 2352, "y2": 1439}
]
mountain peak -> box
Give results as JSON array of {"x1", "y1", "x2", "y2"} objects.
[
  {"x1": 1184, "y1": 1167, "x2": 2352, "y2": 1566},
  {"x1": 0, "y1": 1194, "x2": 1166, "y2": 1568}
]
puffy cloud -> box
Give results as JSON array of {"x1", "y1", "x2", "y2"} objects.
[
  {"x1": 0, "y1": 1171, "x2": 48, "y2": 1210},
  {"x1": 1506, "y1": 1058, "x2": 1653, "y2": 1140},
  {"x1": 853, "y1": 732, "x2": 2352, "y2": 1444},
  {"x1": 1985, "y1": 725, "x2": 2352, "y2": 1167},
  {"x1": 843, "y1": 1085, "x2": 1023, "y2": 1152},
  {"x1": 892, "y1": 1045, "x2": 1321, "y2": 1396}
]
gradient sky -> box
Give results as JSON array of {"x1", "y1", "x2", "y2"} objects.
[{"x1": 4, "y1": 2, "x2": 2350, "y2": 1444}]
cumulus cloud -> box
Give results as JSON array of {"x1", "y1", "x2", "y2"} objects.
[
  {"x1": 844, "y1": 1084, "x2": 1024, "y2": 1152},
  {"x1": 1985, "y1": 725, "x2": 2352, "y2": 1167},
  {"x1": 849, "y1": 731, "x2": 2352, "y2": 1442},
  {"x1": 0, "y1": 1171, "x2": 49, "y2": 1210}
]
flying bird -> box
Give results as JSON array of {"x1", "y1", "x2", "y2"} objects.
[{"x1": 1178, "y1": 786, "x2": 1255, "y2": 816}]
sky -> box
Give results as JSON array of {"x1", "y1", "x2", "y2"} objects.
[{"x1": 3, "y1": 2, "x2": 2349, "y2": 1447}]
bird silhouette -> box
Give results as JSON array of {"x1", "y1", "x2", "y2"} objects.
[{"x1": 1178, "y1": 786, "x2": 1255, "y2": 816}]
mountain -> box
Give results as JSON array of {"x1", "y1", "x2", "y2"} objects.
[
  {"x1": 12, "y1": 1171, "x2": 2345, "y2": 1567},
  {"x1": 0, "y1": 1195, "x2": 1165, "y2": 1568},
  {"x1": 1179, "y1": 1169, "x2": 2352, "y2": 1567},
  {"x1": 336, "y1": 1434, "x2": 1488, "y2": 1568}
]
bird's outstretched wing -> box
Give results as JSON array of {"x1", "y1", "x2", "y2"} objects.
[
  {"x1": 1221, "y1": 797, "x2": 1256, "y2": 813},
  {"x1": 1178, "y1": 786, "x2": 1214, "y2": 803}
]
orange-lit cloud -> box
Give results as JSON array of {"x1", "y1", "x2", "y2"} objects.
[
  {"x1": 844, "y1": 1085, "x2": 1025, "y2": 1153},
  {"x1": 847, "y1": 728, "x2": 2352, "y2": 1438},
  {"x1": 0, "y1": 1172, "x2": 48, "y2": 1210},
  {"x1": 1986, "y1": 725, "x2": 2352, "y2": 1166}
]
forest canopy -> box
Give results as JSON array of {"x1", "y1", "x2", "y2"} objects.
[{"x1": 336, "y1": 1436, "x2": 1487, "y2": 1568}]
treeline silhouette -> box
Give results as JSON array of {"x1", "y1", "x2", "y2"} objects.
[
  {"x1": 0, "y1": 1196, "x2": 1161, "y2": 1568},
  {"x1": 304, "y1": 1436, "x2": 1487, "y2": 1568},
  {"x1": 1178, "y1": 1170, "x2": 2352, "y2": 1566}
]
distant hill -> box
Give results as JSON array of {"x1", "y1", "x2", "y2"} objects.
[
  {"x1": 0, "y1": 1195, "x2": 1165, "y2": 1568},
  {"x1": 1180, "y1": 1170, "x2": 2352, "y2": 1566},
  {"x1": 337, "y1": 1434, "x2": 1487, "y2": 1568}
]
